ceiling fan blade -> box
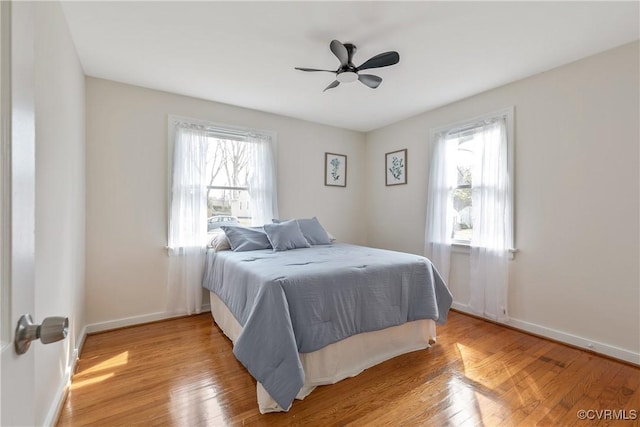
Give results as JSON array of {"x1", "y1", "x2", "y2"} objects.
[
  {"x1": 358, "y1": 74, "x2": 382, "y2": 89},
  {"x1": 357, "y1": 51, "x2": 400, "y2": 71},
  {"x1": 295, "y1": 67, "x2": 335, "y2": 73},
  {"x1": 323, "y1": 80, "x2": 340, "y2": 92},
  {"x1": 330, "y1": 40, "x2": 349, "y2": 67}
]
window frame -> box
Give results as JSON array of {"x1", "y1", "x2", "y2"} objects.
[
  {"x1": 167, "y1": 115, "x2": 277, "y2": 241},
  {"x1": 429, "y1": 107, "x2": 515, "y2": 249}
]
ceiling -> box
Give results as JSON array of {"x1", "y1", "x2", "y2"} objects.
[{"x1": 61, "y1": 1, "x2": 639, "y2": 133}]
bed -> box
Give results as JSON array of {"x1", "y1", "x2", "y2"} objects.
[{"x1": 202, "y1": 225, "x2": 452, "y2": 413}]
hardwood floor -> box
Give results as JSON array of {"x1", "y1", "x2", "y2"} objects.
[{"x1": 57, "y1": 311, "x2": 640, "y2": 426}]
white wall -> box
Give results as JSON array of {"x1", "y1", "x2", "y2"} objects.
[
  {"x1": 85, "y1": 78, "x2": 365, "y2": 325},
  {"x1": 34, "y1": 2, "x2": 86, "y2": 425},
  {"x1": 365, "y1": 42, "x2": 639, "y2": 362}
]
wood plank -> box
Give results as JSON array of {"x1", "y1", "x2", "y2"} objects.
[
  {"x1": 543, "y1": 355, "x2": 621, "y2": 426},
  {"x1": 57, "y1": 311, "x2": 640, "y2": 426}
]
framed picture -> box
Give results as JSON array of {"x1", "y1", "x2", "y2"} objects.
[
  {"x1": 324, "y1": 152, "x2": 347, "y2": 187},
  {"x1": 386, "y1": 149, "x2": 407, "y2": 186}
]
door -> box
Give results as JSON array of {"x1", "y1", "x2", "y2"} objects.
[{"x1": 0, "y1": 2, "x2": 37, "y2": 425}]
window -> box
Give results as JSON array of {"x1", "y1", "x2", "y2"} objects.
[
  {"x1": 168, "y1": 116, "x2": 278, "y2": 248},
  {"x1": 426, "y1": 108, "x2": 514, "y2": 322},
  {"x1": 452, "y1": 135, "x2": 474, "y2": 242},
  {"x1": 427, "y1": 107, "x2": 514, "y2": 248},
  {"x1": 205, "y1": 136, "x2": 251, "y2": 232}
]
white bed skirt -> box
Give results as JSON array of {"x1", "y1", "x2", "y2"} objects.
[{"x1": 209, "y1": 291, "x2": 437, "y2": 413}]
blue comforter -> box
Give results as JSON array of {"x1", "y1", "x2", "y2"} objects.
[{"x1": 202, "y1": 243, "x2": 452, "y2": 410}]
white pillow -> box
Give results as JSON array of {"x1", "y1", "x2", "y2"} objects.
[{"x1": 208, "y1": 232, "x2": 231, "y2": 252}]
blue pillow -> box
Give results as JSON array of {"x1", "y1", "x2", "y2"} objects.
[
  {"x1": 296, "y1": 217, "x2": 332, "y2": 245},
  {"x1": 263, "y1": 220, "x2": 311, "y2": 251},
  {"x1": 221, "y1": 226, "x2": 272, "y2": 252},
  {"x1": 273, "y1": 217, "x2": 331, "y2": 245}
]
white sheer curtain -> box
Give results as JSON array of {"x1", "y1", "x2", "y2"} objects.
[
  {"x1": 247, "y1": 134, "x2": 279, "y2": 226},
  {"x1": 469, "y1": 118, "x2": 512, "y2": 322},
  {"x1": 167, "y1": 125, "x2": 209, "y2": 315},
  {"x1": 167, "y1": 118, "x2": 279, "y2": 315},
  {"x1": 424, "y1": 132, "x2": 458, "y2": 284}
]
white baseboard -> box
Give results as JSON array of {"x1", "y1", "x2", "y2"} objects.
[
  {"x1": 76, "y1": 324, "x2": 87, "y2": 359},
  {"x1": 85, "y1": 305, "x2": 212, "y2": 334},
  {"x1": 42, "y1": 368, "x2": 71, "y2": 427},
  {"x1": 451, "y1": 302, "x2": 639, "y2": 365},
  {"x1": 43, "y1": 325, "x2": 88, "y2": 427}
]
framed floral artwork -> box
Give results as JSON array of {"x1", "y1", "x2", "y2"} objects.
[
  {"x1": 324, "y1": 152, "x2": 347, "y2": 187},
  {"x1": 386, "y1": 149, "x2": 407, "y2": 186}
]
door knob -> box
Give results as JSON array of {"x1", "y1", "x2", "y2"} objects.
[{"x1": 14, "y1": 314, "x2": 69, "y2": 355}]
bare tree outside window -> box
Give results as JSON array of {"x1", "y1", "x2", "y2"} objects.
[
  {"x1": 206, "y1": 138, "x2": 252, "y2": 231},
  {"x1": 452, "y1": 137, "x2": 474, "y2": 242}
]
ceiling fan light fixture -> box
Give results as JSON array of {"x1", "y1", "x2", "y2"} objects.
[{"x1": 336, "y1": 71, "x2": 358, "y2": 83}]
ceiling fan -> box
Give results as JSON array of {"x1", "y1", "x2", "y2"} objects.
[{"x1": 295, "y1": 40, "x2": 400, "y2": 92}]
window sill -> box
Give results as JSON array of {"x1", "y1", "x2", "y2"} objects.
[
  {"x1": 451, "y1": 243, "x2": 519, "y2": 260},
  {"x1": 451, "y1": 243, "x2": 471, "y2": 255}
]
